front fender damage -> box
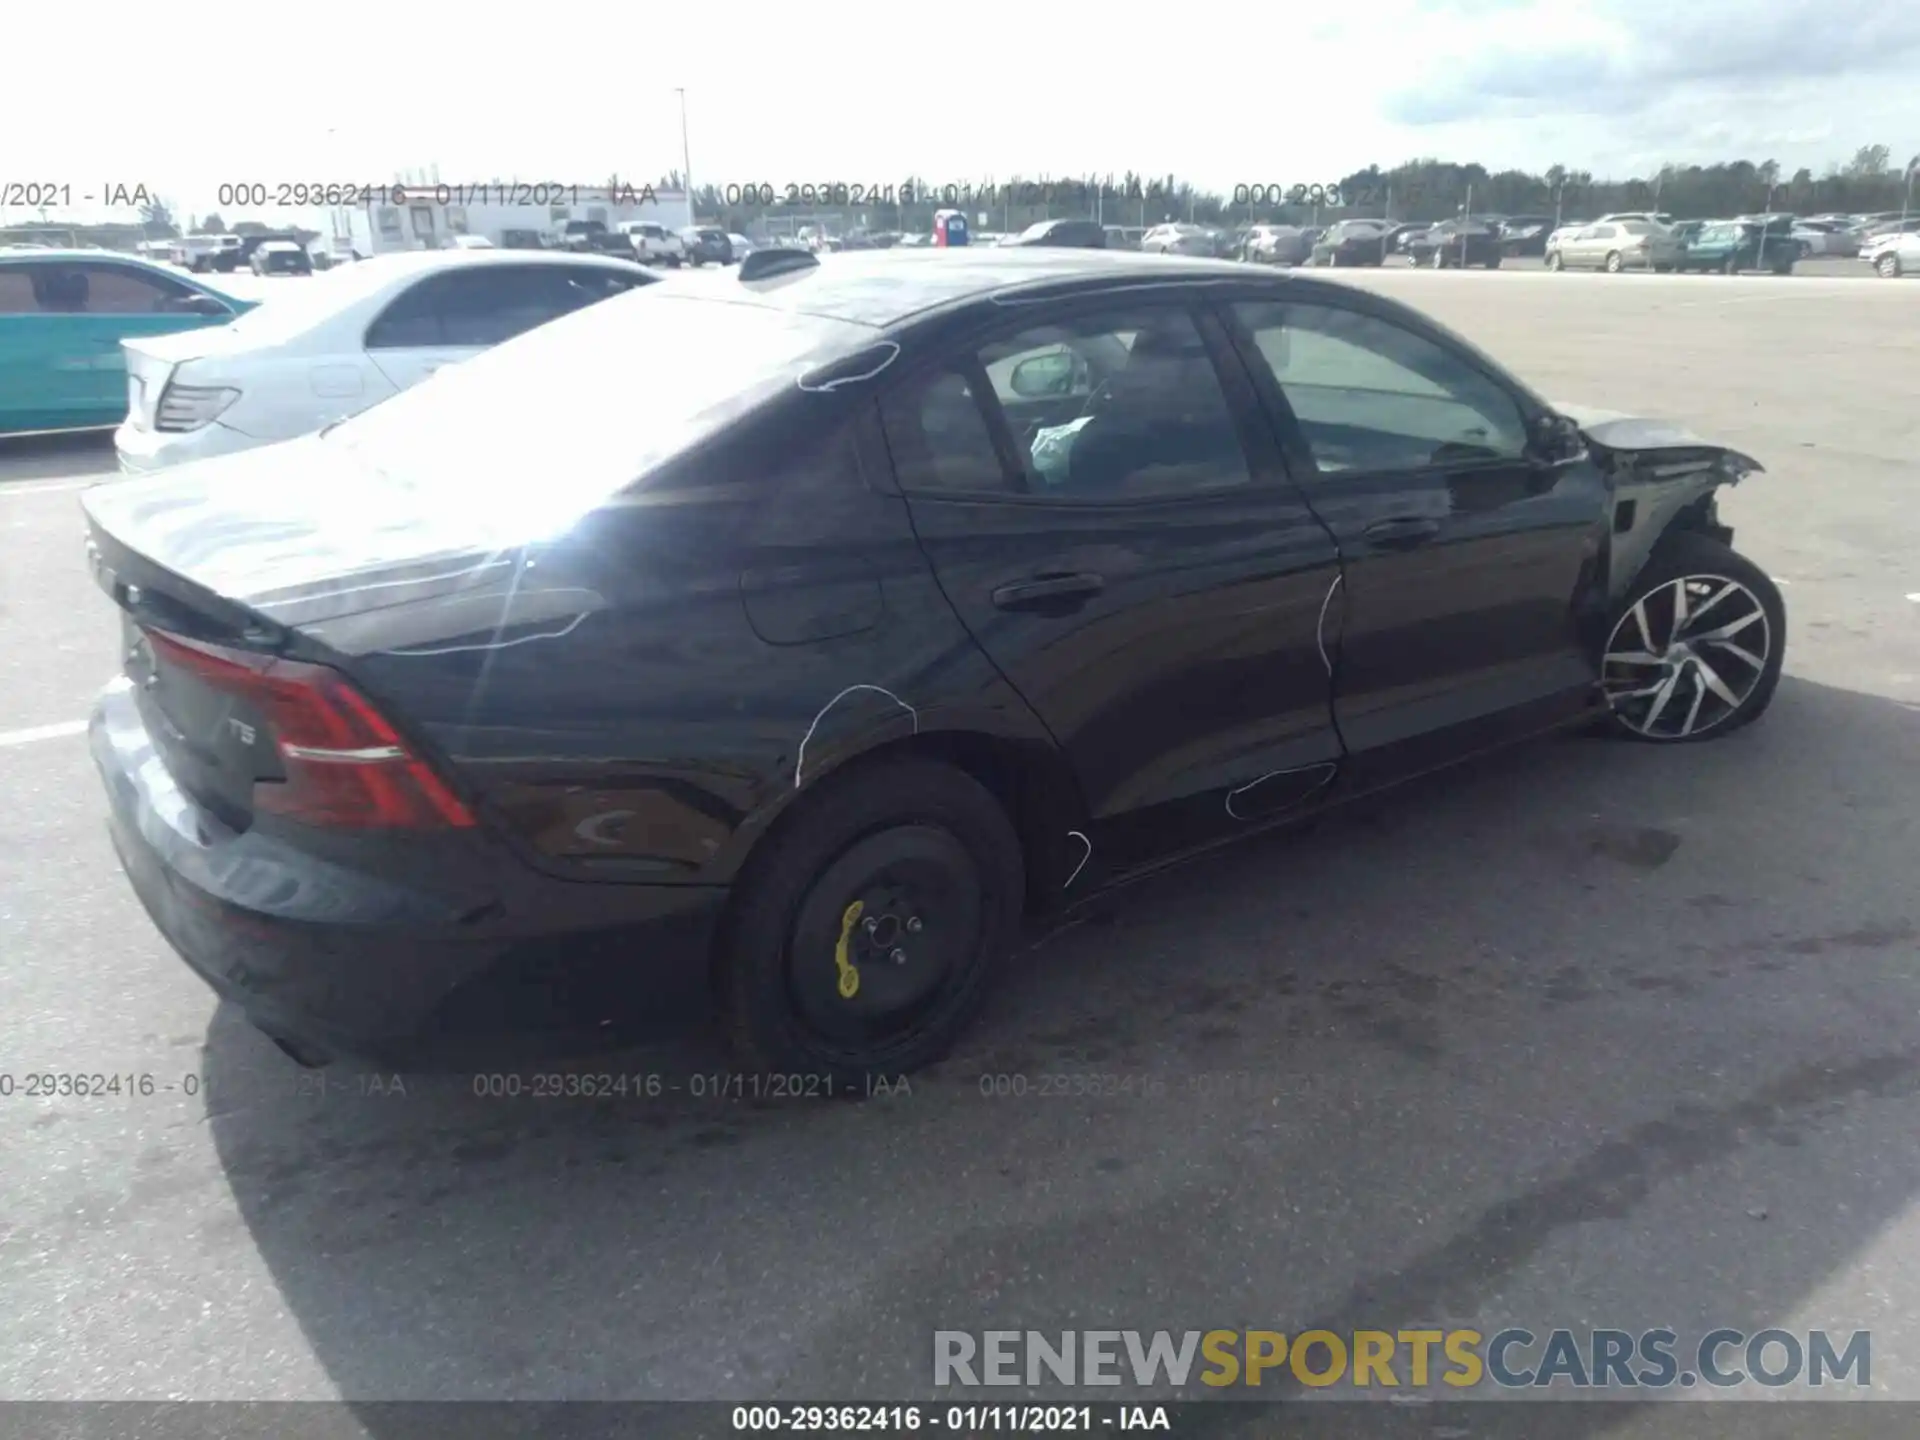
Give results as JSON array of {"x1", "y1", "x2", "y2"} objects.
[{"x1": 1552, "y1": 404, "x2": 1765, "y2": 600}]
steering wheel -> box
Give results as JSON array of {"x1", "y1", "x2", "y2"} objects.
[{"x1": 1074, "y1": 376, "x2": 1113, "y2": 422}]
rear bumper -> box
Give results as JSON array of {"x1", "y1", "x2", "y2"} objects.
[
  {"x1": 115, "y1": 419, "x2": 264, "y2": 474},
  {"x1": 91, "y1": 676, "x2": 727, "y2": 1066}
]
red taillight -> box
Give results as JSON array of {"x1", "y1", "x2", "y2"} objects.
[{"x1": 144, "y1": 629, "x2": 476, "y2": 830}]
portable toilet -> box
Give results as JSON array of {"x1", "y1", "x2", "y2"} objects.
[{"x1": 933, "y1": 209, "x2": 970, "y2": 247}]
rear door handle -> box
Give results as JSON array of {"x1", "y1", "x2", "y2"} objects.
[
  {"x1": 992, "y1": 572, "x2": 1105, "y2": 610},
  {"x1": 1363, "y1": 516, "x2": 1442, "y2": 550}
]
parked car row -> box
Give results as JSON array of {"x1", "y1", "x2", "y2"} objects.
[
  {"x1": 0, "y1": 246, "x2": 662, "y2": 442},
  {"x1": 1543, "y1": 210, "x2": 1920, "y2": 276},
  {"x1": 12, "y1": 199, "x2": 1915, "y2": 448}
]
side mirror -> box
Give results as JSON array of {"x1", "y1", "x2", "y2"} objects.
[
  {"x1": 1009, "y1": 351, "x2": 1076, "y2": 398},
  {"x1": 1533, "y1": 412, "x2": 1583, "y2": 463},
  {"x1": 175, "y1": 293, "x2": 231, "y2": 317}
]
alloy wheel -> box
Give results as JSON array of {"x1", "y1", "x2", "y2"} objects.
[{"x1": 1602, "y1": 575, "x2": 1773, "y2": 740}]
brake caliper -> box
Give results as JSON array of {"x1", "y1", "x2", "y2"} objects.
[{"x1": 834, "y1": 900, "x2": 865, "y2": 1000}]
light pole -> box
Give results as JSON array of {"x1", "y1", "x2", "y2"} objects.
[{"x1": 675, "y1": 88, "x2": 694, "y2": 221}]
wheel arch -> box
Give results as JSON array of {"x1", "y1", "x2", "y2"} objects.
[
  {"x1": 714, "y1": 726, "x2": 1090, "y2": 947},
  {"x1": 1601, "y1": 452, "x2": 1748, "y2": 604}
]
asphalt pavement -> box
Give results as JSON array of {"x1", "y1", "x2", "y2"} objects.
[{"x1": 3, "y1": 266, "x2": 1919, "y2": 1416}]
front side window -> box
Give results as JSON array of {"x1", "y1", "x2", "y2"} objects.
[
  {"x1": 10, "y1": 262, "x2": 195, "y2": 315},
  {"x1": 0, "y1": 265, "x2": 39, "y2": 314},
  {"x1": 1234, "y1": 301, "x2": 1529, "y2": 475},
  {"x1": 882, "y1": 306, "x2": 1252, "y2": 502}
]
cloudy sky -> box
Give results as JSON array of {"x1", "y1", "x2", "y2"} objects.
[{"x1": 5, "y1": 0, "x2": 1916, "y2": 225}]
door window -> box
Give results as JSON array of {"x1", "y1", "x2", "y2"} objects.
[
  {"x1": 366, "y1": 265, "x2": 631, "y2": 350},
  {"x1": 553, "y1": 265, "x2": 651, "y2": 307},
  {"x1": 1234, "y1": 301, "x2": 1529, "y2": 474},
  {"x1": 1, "y1": 262, "x2": 197, "y2": 315},
  {"x1": 0, "y1": 266, "x2": 39, "y2": 314},
  {"x1": 878, "y1": 369, "x2": 1009, "y2": 495},
  {"x1": 882, "y1": 306, "x2": 1251, "y2": 501}
]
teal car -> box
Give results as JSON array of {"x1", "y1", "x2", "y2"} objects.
[
  {"x1": 0, "y1": 249, "x2": 257, "y2": 436},
  {"x1": 1675, "y1": 221, "x2": 1796, "y2": 276}
]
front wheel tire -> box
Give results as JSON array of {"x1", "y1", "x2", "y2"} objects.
[
  {"x1": 1600, "y1": 534, "x2": 1786, "y2": 743},
  {"x1": 1877, "y1": 254, "x2": 1902, "y2": 278},
  {"x1": 718, "y1": 759, "x2": 1024, "y2": 1085},
  {"x1": 1605, "y1": 251, "x2": 1624, "y2": 273},
  {"x1": 1546, "y1": 251, "x2": 1564, "y2": 271}
]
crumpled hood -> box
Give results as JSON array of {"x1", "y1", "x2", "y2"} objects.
[{"x1": 1552, "y1": 403, "x2": 1763, "y2": 471}]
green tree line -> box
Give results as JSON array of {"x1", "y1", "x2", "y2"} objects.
[{"x1": 693, "y1": 146, "x2": 1919, "y2": 234}]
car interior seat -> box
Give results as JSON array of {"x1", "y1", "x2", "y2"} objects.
[{"x1": 1062, "y1": 320, "x2": 1244, "y2": 497}]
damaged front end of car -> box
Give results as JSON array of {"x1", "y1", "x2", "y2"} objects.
[{"x1": 1552, "y1": 404, "x2": 1765, "y2": 600}]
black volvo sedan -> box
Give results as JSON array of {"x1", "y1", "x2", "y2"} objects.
[{"x1": 84, "y1": 248, "x2": 1783, "y2": 1082}]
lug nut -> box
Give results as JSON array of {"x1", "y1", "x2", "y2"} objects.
[
  {"x1": 864, "y1": 917, "x2": 879, "y2": 935},
  {"x1": 906, "y1": 917, "x2": 923, "y2": 933},
  {"x1": 890, "y1": 948, "x2": 907, "y2": 965}
]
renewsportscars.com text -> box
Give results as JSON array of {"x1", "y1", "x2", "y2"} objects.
[{"x1": 933, "y1": 1328, "x2": 1871, "y2": 1390}]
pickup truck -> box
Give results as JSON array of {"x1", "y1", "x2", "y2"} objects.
[
  {"x1": 616, "y1": 221, "x2": 686, "y2": 267},
  {"x1": 556, "y1": 219, "x2": 641, "y2": 258}
]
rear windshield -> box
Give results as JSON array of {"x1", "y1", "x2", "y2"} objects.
[{"x1": 321, "y1": 289, "x2": 879, "y2": 534}]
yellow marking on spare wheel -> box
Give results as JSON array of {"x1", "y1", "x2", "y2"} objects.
[{"x1": 834, "y1": 899, "x2": 865, "y2": 999}]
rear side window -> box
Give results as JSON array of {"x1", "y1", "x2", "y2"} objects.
[
  {"x1": 879, "y1": 371, "x2": 1009, "y2": 495},
  {"x1": 883, "y1": 306, "x2": 1252, "y2": 502}
]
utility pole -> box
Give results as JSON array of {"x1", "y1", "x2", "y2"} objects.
[{"x1": 676, "y1": 88, "x2": 694, "y2": 222}]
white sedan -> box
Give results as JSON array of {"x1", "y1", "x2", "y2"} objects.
[
  {"x1": 1864, "y1": 230, "x2": 1920, "y2": 278},
  {"x1": 115, "y1": 250, "x2": 656, "y2": 473}
]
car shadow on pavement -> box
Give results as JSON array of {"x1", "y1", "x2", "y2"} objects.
[
  {"x1": 0, "y1": 431, "x2": 116, "y2": 485},
  {"x1": 200, "y1": 674, "x2": 1920, "y2": 1428}
]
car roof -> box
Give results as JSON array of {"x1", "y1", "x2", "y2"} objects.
[
  {"x1": 0, "y1": 247, "x2": 180, "y2": 264},
  {"x1": 341, "y1": 249, "x2": 644, "y2": 279},
  {"x1": 674, "y1": 247, "x2": 1292, "y2": 328}
]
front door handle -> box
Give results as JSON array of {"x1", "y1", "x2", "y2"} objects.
[
  {"x1": 992, "y1": 572, "x2": 1105, "y2": 610},
  {"x1": 1363, "y1": 516, "x2": 1442, "y2": 550}
]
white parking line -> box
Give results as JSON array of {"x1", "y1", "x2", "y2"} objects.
[{"x1": 0, "y1": 719, "x2": 88, "y2": 748}]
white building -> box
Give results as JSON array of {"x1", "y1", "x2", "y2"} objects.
[{"x1": 329, "y1": 181, "x2": 695, "y2": 257}]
